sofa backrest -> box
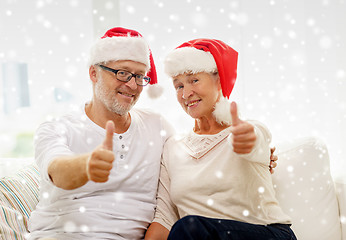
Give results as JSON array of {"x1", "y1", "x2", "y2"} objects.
[{"x1": 273, "y1": 137, "x2": 341, "y2": 240}]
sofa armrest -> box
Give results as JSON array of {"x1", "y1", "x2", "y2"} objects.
[
  {"x1": 0, "y1": 163, "x2": 40, "y2": 239},
  {"x1": 273, "y1": 137, "x2": 342, "y2": 240}
]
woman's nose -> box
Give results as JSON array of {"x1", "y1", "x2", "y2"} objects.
[{"x1": 182, "y1": 86, "x2": 193, "y2": 99}]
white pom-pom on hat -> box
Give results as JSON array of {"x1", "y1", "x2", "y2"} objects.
[
  {"x1": 213, "y1": 96, "x2": 232, "y2": 125},
  {"x1": 147, "y1": 84, "x2": 164, "y2": 99}
]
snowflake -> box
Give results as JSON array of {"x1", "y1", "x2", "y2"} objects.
[
  {"x1": 105, "y1": 1, "x2": 114, "y2": 10},
  {"x1": 169, "y1": 14, "x2": 179, "y2": 22},
  {"x1": 215, "y1": 171, "x2": 223, "y2": 179},
  {"x1": 160, "y1": 130, "x2": 167, "y2": 137},
  {"x1": 242, "y1": 209, "x2": 249, "y2": 216},
  {"x1": 341, "y1": 216, "x2": 346, "y2": 224},
  {"x1": 126, "y1": 5, "x2": 135, "y2": 14},
  {"x1": 319, "y1": 36, "x2": 332, "y2": 49},
  {"x1": 258, "y1": 186, "x2": 265, "y2": 193},
  {"x1": 191, "y1": 13, "x2": 207, "y2": 27},
  {"x1": 42, "y1": 192, "x2": 49, "y2": 199},
  {"x1": 80, "y1": 225, "x2": 90, "y2": 232},
  {"x1": 114, "y1": 192, "x2": 124, "y2": 202},
  {"x1": 288, "y1": 30, "x2": 297, "y2": 39},
  {"x1": 60, "y1": 35, "x2": 69, "y2": 44},
  {"x1": 336, "y1": 69, "x2": 345, "y2": 79},
  {"x1": 69, "y1": 0, "x2": 78, "y2": 7},
  {"x1": 287, "y1": 165, "x2": 294, "y2": 172},
  {"x1": 79, "y1": 206, "x2": 86, "y2": 213},
  {"x1": 260, "y1": 36, "x2": 273, "y2": 49}
]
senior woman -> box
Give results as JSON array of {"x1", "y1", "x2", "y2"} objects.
[{"x1": 145, "y1": 39, "x2": 296, "y2": 240}]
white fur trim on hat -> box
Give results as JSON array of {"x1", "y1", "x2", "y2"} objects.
[
  {"x1": 88, "y1": 36, "x2": 150, "y2": 71},
  {"x1": 212, "y1": 96, "x2": 232, "y2": 125},
  {"x1": 164, "y1": 47, "x2": 217, "y2": 77}
]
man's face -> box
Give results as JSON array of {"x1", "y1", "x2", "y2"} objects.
[{"x1": 94, "y1": 60, "x2": 146, "y2": 115}]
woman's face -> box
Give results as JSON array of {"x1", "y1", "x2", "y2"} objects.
[{"x1": 173, "y1": 72, "x2": 221, "y2": 119}]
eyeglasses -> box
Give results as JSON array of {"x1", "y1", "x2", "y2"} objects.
[{"x1": 97, "y1": 64, "x2": 151, "y2": 86}]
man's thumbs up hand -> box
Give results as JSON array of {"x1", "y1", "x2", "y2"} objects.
[
  {"x1": 230, "y1": 102, "x2": 256, "y2": 154},
  {"x1": 87, "y1": 120, "x2": 115, "y2": 182}
]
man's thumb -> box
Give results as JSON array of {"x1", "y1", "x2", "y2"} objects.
[{"x1": 103, "y1": 120, "x2": 114, "y2": 151}]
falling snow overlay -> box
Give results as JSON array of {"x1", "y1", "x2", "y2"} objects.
[{"x1": 0, "y1": 1, "x2": 345, "y2": 239}]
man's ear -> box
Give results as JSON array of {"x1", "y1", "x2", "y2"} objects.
[{"x1": 89, "y1": 65, "x2": 98, "y2": 83}]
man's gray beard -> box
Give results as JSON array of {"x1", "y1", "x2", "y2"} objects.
[{"x1": 94, "y1": 76, "x2": 139, "y2": 115}]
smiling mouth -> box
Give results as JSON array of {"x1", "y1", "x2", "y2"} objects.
[
  {"x1": 118, "y1": 91, "x2": 135, "y2": 98},
  {"x1": 187, "y1": 99, "x2": 201, "y2": 107}
]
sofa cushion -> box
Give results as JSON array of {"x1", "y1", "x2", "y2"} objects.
[
  {"x1": 273, "y1": 137, "x2": 341, "y2": 240},
  {"x1": 0, "y1": 164, "x2": 40, "y2": 239}
]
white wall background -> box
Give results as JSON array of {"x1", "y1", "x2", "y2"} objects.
[{"x1": 0, "y1": 0, "x2": 345, "y2": 177}]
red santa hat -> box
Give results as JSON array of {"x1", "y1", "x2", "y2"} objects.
[
  {"x1": 164, "y1": 39, "x2": 238, "y2": 125},
  {"x1": 164, "y1": 38, "x2": 238, "y2": 99},
  {"x1": 88, "y1": 27, "x2": 158, "y2": 85}
]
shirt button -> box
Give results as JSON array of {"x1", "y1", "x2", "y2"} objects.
[
  {"x1": 120, "y1": 155, "x2": 124, "y2": 159},
  {"x1": 122, "y1": 144, "x2": 125, "y2": 149},
  {"x1": 119, "y1": 136, "x2": 123, "y2": 140}
]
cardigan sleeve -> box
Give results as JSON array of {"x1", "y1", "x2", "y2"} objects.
[
  {"x1": 235, "y1": 120, "x2": 272, "y2": 165},
  {"x1": 152, "y1": 142, "x2": 180, "y2": 231}
]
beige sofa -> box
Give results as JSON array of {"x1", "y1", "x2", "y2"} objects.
[
  {"x1": 272, "y1": 137, "x2": 346, "y2": 239},
  {"x1": 0, "y1": 137, "x2": 345, "y2": 239}
]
